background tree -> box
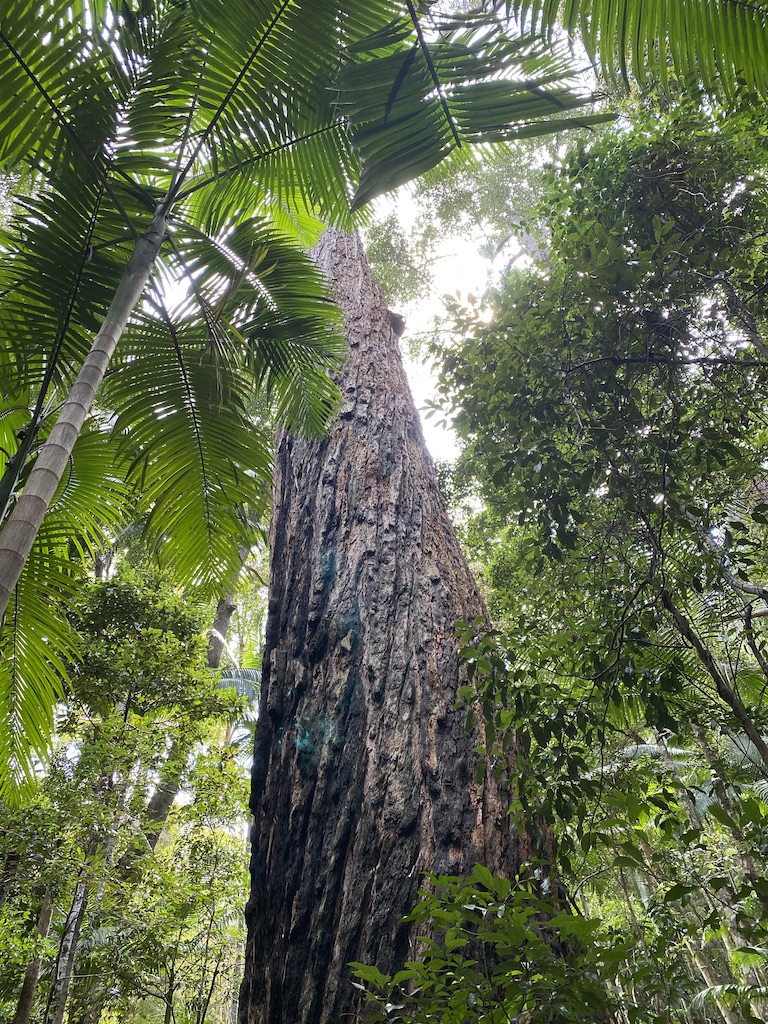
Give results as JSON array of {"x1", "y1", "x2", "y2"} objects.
[
  {"x1": 0, "y1": 567, "x2": 256, "y2": 1024},
  {"x1": 427, "y1": 98, "x2": 768, "y2": 1021}
]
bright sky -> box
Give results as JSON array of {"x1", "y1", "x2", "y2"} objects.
[
  {"x1": 384, "y1": 193, "x2": 495, "y2": 463},
  {"x1": 401, "y1": 266, "x2": 484, "y2": 463}
]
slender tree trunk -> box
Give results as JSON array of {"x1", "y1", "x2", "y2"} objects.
[
  {"x1": 145, "y1": 593, "x2": 236, "y2": 839},
  {"x1": 117, "y1": 594, "x2": 235, "y2": 876},
  {"x1": 0, "y1": 210, "x2": 166, "y2": 621},
  {"x1": 164, "y1": 965, "x2": 176, "y2": 1024},
  {"x1": 685, "y1": 942, "x2": 746, "y2": 1024},
  {"x1": 690, "y1": 722, "x2": 768, "y2": 916},
  {"x1": 0, "y1": 851, "x2": 19, "y2": 907},
  {"x1": 240, "y1": 232, "x2": 531, "y2": 1024},
  {"x1": 657, "y1": 731, "x2": 768, "y2": 996},
  {"x1": 209, "y1": 596, "x2": 238, "y2": 669},
  {"x1": 12, "y1": 888, "x2": 53, "y2": 1024},
  {"x1": 659, "y1": 589, "x2": 768, "y2": 769},
  {"x1": 46, "y1": 876, "x2": 89, "y2": 1024}
]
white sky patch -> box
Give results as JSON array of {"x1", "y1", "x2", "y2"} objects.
[{"x1": 383, "y1": 190, "x2": 495, "y2": 463}]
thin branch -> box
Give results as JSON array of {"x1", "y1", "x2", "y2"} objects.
[
  {"x1": 565, "y1": 353, "x2": 768, "y2": 374},
  {"x1": 744, "y1": 604, "x2": 768, "y2": 689},
  {"x1": 680, "y1": 503, "x2": 768, "y2": 602},
  {"x1": 659, "y1": 587, "x2": 768, "y2": 771}
]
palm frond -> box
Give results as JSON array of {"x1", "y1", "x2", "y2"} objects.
[
  {"x1": 0, "y1": 545, "x2": 76, "y2": 803},
  {"x1": 690, "y1": 981, "x2": 768, "y2": 1013},
  {"x1": 0, "y1": 426, "x2": 130, "y2": 803},
  {"x1": 0, "y1": 178, "x2": 134, "y2": 396},
  {"x1": 337, "y1": 8, "x2": 608, "y2": 209},
  {"x1": 514, "y1": 0, "x2": 768, "y2": 97},
  {"x1": 167, "y1": 216, "x2": 346, "y2": 435},
  {"x1": 104, "y1": 322, "x2": 271, "y2": 595},
  {"x1": 0, "y1": 0, "x2": 125, "y2": 180},
  {"x1": 218, "y1": 668, "x2": 261, "y2": 700}
]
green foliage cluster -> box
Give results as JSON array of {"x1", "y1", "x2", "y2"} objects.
[
  {"x1": 415, "y1": 98, "x2": 768, "y2": 1023},
  {"x1": 364, "y1": 211, "x2": 440, "y2": 307},
  {"x1": 441, "y1": 99, "x2": 768, "y2": 566},
  {"x1": 352, "y1": 866, "x2": 622, "y2": 1023},
  {"x1": 0, "y1": 568, "x2": 254, "y2": 1024}
]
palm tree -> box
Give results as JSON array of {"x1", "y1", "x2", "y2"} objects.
[
  {"x1": 2, "y1": 0, "x2": 767, "y2": 799},
  {"x1": 0, "y1": 1, "x2": 606, "y2": 796},
  {"x1": 0, "y1": 0, "x2": 352, "y2": 796}
]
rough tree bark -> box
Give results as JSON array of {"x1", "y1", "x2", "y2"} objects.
[{"x1": 240, "y1": 233, "x2": 531, "y2": 1024}]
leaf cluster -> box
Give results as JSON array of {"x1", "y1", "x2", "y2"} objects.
[
  {"x1": 425, "y1": 96, "x2": 768, "y2": 1020},
  {"x1": 351, "y1": 865, "x2": 626, "y2": 1024}
]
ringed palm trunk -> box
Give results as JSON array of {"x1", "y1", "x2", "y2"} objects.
[
  {"x1": 0, "y1": 211, "x2": 167, "y2": 620},
  {"x1": 240, "y1": 232, "x2": 534, "y2": 1024}
]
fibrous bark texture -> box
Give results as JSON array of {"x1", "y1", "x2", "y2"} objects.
[{"x1": 240, "y1": 232, "x2": 522, "y2": 1024}]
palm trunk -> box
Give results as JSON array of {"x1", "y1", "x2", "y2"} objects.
[
  {"x1": 240, "y1": 232, "x2": 533, "y2": 1024},
  {"x1": 0, "y1": 210, "x2": 167, "y2": 621}
]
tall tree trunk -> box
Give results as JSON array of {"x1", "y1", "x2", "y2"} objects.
[
  {"x1": 46, "y1": 876, "x2": 89, "y2": 1024},
  {"x1": 12, "y1": 888, "x2": 53, "y2": 1024},
  {"x1": 240, "y1": 232, "x2": 531, "y2": 1024}
]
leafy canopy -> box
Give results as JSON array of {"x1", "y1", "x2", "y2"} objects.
[
  {"x1": 0, "y1": 0, "x2": 606, "y2": 799},
  {"x1": 422, "y1": 98, "x2": 768, "y2": 1019}
]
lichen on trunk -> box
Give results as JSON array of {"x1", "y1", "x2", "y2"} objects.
[{"x1": 240, "y1": 232, "x2": 524, "y2": 1024}]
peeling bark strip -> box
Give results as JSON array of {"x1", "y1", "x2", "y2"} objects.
[{"x1": 240, "y1": 233, "x2": 522, "y2": 1024}]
